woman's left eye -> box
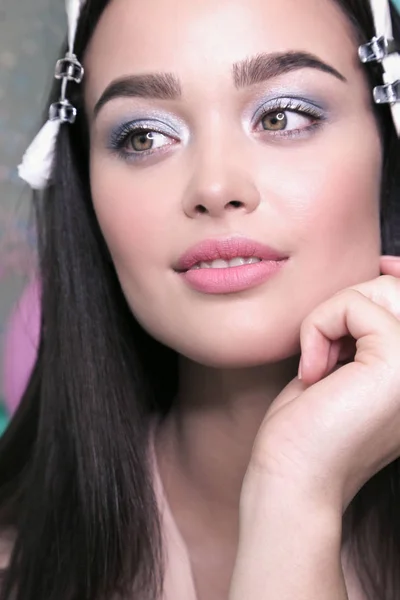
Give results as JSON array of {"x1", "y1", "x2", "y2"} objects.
[{"x1": 255, "y1": 105, "x2": 322, "y2": 136}]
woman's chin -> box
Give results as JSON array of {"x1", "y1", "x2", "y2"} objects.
[{"x1": 173, "y1": 334, "x2": 301, "y2": 369}]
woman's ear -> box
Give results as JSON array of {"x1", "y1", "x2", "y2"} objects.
[{"x1": 380, "y1": 256, "x2": 400, "y2": 277}]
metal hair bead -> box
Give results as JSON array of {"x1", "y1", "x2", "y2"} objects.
[
  {"x1": 55, "y1": 53, "x2": 84, "y2": 83},
  {"x1": 359, "y1": 35, "x2": 398, "y2": 63},
  {"x1": 50, "y1": 52, "x2": 84, "y2": 124},
  {"x1": 373, "y1": 80, "x2": 400, "y2": 104},
  {"x1": 49, "y1": 99, "x2": 78, "y2": 124}
]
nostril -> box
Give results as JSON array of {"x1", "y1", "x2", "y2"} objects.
[
  {"x1": 192, "y1": 199, "x2": 245, "y2": 215},
  {"x1": 228, "y1": 200, "x2": 243, "y2": 209}
]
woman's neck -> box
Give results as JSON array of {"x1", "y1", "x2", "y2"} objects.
[{"x1": 156, "y1": 355, "x2": 299, "y2": 516}]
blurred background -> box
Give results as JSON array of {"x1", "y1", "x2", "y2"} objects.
[
  {"x1": 0, "y1": 0, "x2": 400, "y2": 433},
  {"x1": 0, "y1": 0, "x2": 64, "y2": 432}
]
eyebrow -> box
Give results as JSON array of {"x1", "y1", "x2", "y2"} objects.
[
  {"x1": 233, "y1": 51, "x2": 347, "y2": 88},
  {"x1": 93, "y1": 50, "x2": 347, "y2": 119},
  {"x1": 93, "y1": 73, "x2": 181, "y2": 119}
]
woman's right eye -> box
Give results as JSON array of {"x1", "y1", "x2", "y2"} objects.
[
  {"x1": 125, "y1": 129, "x2": 175, "y2": 153},
  {"x1": 113, "y1": 126, "x2": 178, "y2": 161}
]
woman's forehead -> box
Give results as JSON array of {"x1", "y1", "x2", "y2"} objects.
[{"x1": 84, "y1": 0, "x2": 359, "y2": 108}]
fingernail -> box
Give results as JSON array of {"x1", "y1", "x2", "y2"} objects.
[
  {"x1": 381, "y1": 255, "x2": 400, "y2": 260},
  {"x1": 298, "y1": 358, "x2": 303, "y2": 380}
]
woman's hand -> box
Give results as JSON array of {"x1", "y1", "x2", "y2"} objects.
[
  {"x1": 229, "y1": 257, "x2": 400, "y2": 600},
  {"x1": 246, "y1": 256, "x2": 400, "y2": 513}
]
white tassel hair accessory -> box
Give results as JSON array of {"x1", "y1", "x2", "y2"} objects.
[
  {"x1": 359, "y1": 0, "x2": 400, "y2": 137},
  {"x1": 18, "y1": 0, "x2": 400, "y2": 190},
  {"x1": 18, "y1": 0, "x2": 86, "y2": 190}
]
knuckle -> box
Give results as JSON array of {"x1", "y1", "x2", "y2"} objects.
[
  {"x1": 380, "y1": 274, "x2": 397, "y2": 287},
  {"x1": 300, "y1": 315, "x2": 311, "y2": 340},
  {"x1": 333, "y1": 287, "x2": 355, "y2": 300},
  {"x1": 300, "y1": 311, "x2": 315, "y2": 335},
  {"x1": 335, "y1": 287, "x2": 362, "y2": 302},
  {"x1": 347, "y1": 288, "x2": 364, "y2": 300}
]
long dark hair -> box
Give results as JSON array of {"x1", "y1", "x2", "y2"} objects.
[{"x1": 0, "y1": 1, "x2": 399, "y2": 599}]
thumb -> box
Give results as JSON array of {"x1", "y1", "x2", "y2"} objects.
[{"x1": 380, "y1": 256, "x2": 400, "y2": 278}]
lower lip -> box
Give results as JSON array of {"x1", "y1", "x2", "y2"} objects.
[{"x1": 179, "y1": 259, "x2": 287, "y2": 294}]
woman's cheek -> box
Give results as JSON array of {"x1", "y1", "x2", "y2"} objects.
[
  {"x1": 90, "y1": 161, "x2": 169, "y2": 273},
  {"x1": 280, "y1": 128, "x2": 381, "y2": 231},
  {"x1": 296, "y1": 144, "x2": 381, "y2": 285}
]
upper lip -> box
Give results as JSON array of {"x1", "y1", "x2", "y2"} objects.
[{"x1": 175, "y1": 236, "x2": 288, "y2": 272}]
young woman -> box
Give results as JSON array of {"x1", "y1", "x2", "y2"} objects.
[{"x1": 1, "y1": 0, "x2": 400, "y2": 598}]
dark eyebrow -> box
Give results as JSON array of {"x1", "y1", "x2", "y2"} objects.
[
  {"x1": 232, "y1": 51, "x2": 347, "y2": 88},
  {"x1": 93, "y1": 51, "x2": 346, "y2": 119},
  {"x1": 93, "y1": 73, "x2": 182, "y2": 119}
]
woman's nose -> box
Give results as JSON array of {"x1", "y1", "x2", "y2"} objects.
[{"x1": 182, "y1": 146, "x2": 261, "y2": 219}]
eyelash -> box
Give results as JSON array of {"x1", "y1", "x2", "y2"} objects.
[
  {"x1": 109, "y1": 121, "x2": 178, "y2": 162},
  {"x1": 109, "y1": 98, "x2": 325, "y2": 162},
  {"x1": 255, "y1": 98, "x2": 325, "y2": 138}
]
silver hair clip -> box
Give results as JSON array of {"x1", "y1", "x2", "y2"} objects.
[
  {"x1": 361, "y1": 0, "x2": 400, "y2": 136},
  {"x1": 359, "y1": 35, "x2": 398, "y2": 63},
  {"x1": 374, "y1": 80, "x2": 400, "y2": 104},
  {"x1": 55, "y1": 53, "x2": 84, "y2": 83},
  {"x1": 18, "y1": 0, "x2": 86, "y2": 190},
  {"x1": 50, "y1": 53, "x2": 84, "y2": 124}
]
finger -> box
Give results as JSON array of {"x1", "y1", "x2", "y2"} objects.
[
  {"x1": 300, "y1": 289, "x2": 399, "y2": 385},
  {"x1": 380, "y1": 256, "x2": 400, "y2": 278},
  {"x1": 326, "y1": 339, "x2": 341, "y2": 374},
  {"x1": 303, "y1": 274, "x2": 400, "y2": 381},
  {"x1": 349, "y1": 275, "x2": 400, "y2": 320}
]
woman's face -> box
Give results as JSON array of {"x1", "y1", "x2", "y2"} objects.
[{"x1": 84, "y1": 0, "x2": 382, "y2": 367}]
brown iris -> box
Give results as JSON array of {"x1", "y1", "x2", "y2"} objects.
[
  {"x1": 129, "y1": 131, "x2": 154, "y2": 152},
  {"x1": 261, "y1": 111, "x2": 287, "y2": 131}
]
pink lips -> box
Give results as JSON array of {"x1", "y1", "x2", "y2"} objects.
[{"x1": 176, "y1": 237, "x2": 288, "y2": 294}]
